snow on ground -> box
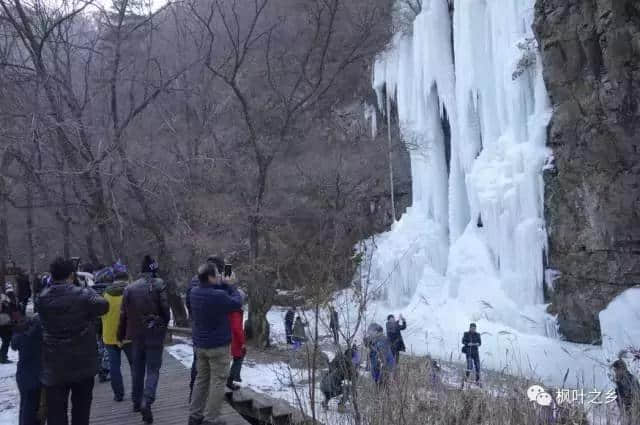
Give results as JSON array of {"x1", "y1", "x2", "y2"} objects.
[
  {"x1": 167, "y1": 343, "x2": 350, "y2": 424},
  {"x1": 0, "y1": 350, "x2": 19, "y2": 425}
]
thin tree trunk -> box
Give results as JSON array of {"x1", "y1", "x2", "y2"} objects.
[
  {"x1": 246, "y1": 164, "x2": 272, "y2": 347},
  {"x1": 85, "y1": 232, "x2": 99, "y2": 265},
  {"x1": 0, "y1": 177, "x2": 8, "y2": 292},
  {"x1": 25, "y1": 179, "x2": 35, "y2": 276},
  {"x1": 60, "y1": 174, "x2": 71, "y2": 259}
]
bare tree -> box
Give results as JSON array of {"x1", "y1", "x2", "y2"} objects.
[{"x1": 187, "y1": 0, "x2": 391, "y2": 347}]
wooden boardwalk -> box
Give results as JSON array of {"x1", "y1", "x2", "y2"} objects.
[{"x1": 90, "y1": 350, "x2": 249, "y2": 425}]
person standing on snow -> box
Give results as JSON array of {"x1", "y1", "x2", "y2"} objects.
[
  {"x1": 227, "y1": 288, "x2": 246, "y2": 391},
  {"x1": 320, "y1": 349, "x2": 354, "y2": 409},
  {"x1": 284, "y1": 307, "x2": 295, "y2": 345},
  {"x1": 367, "y1": 322, "x2": 395, "y2": 387},
  {"x1": 11, "y1": 314, "x2": 43, "y2": 425},
  {"x1": 118, "y1": 255, "x2": 170, "y2": 424},
  {"x1": 292, "y1": 316, "x2": 308, "y2": 350},
  {"x1": 462, "y1": 323, "x2": 481, "y2": 383},
  {"x1": 612, "y1": 359, "x2": 640, "y2": 424},
  {"x1": 0, "y1": 289, "x2": 19, "y2": 364},
  {"x1": 386, "y1": 314, "x2": 406, "y2": 364},
  {"x1": 329, "y1": 306, "x2": 340, "y2": 345}
]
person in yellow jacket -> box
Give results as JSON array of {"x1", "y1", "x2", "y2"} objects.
[{"x1": 101, "y1": 263, "x2": 132, "y2": 402}]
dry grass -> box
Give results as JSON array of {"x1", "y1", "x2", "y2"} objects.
[{"x1": 311, "y1": 354, "x2": 627, "y2": 425}]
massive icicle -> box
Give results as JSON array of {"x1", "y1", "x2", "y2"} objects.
[
  {"x1": 361, "y1": 0, "x2": 618, "y2": 386},
  {"x1": 370, "y1": 0, "x2": 551, "y2": 331}
]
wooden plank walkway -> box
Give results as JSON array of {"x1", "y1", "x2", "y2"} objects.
[{"x1": 90, "y1": 350, "x2": 249, "y2": 425}]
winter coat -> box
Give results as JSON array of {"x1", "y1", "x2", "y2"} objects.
[
  {"x1": 462, "y1": 331, "x2": 481, "y2": 356},
  {"x1": 369, "y1": 333, "x2": 395, "y2": 384},
  {"x1": 615, "y1": 371, "x2": 640, "y2": 411},
  {"x1": 386, "y1": 319, "x2": 406, "y2": 353},
  {"x1": 284, "y1": 310, "x2": 295, "y2": 330},
  {"x1": 15, "y1": 275, "x2": 31, "y2": 303},
  {"x1": 37, "y1": 283, "x2": 108, "y2": 386},
  {"x1": 101, "y1": 280, "x2": 129, "y2": 346},
  {"x1": 11, "y1": 315, "x2": 42, "y2": 391},
  {"x1": 0, "y1": 295, "x2": 19, "y2": 327},
  {"x1": 229, "y1": 310, "x2": 246, "y2": 358},
  {"x1": 117, "y1": 274, "x2": 170, "y2": 348},
  {"x1": 185, "y1": 275, "x2": 199, "y2": 319},
  {"x1": 292, "y1": 318, "x2": 307, "y2": 342},
  {"x1": 189, "y1": 283, "x2": 243, "y2": 349},
  {"x1": 320, "y1": 351, "x2": 352, "y2": 397}
]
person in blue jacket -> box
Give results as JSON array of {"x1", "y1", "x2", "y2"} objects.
[
  {"x1": 366, "y1": 322, "x2": 395, "y2": 387},
  {"x1": 188, "y1": 262, "x2": 243, "y2": 425},
  {"x1": 11, "y1": 314, "x2": 43, "y2": 425}
]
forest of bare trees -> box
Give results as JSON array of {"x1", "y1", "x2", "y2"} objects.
[{"x1": 0, "y1": 0, "x2": 410, "y2": 345}]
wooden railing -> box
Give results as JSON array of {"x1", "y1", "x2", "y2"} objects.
[{"x1": 166, "y1": 325, "x2": 192, "y2": 343}]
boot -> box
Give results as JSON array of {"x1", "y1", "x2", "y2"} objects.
[
  {"x1": 188, "y1": 416, "x2": 203, "y2": 425},
  {"x1": 226, "y1": 378, "x2": 240, "y2": 391},
  {"x1": 141, "y1": 404, "x2": 153, "y2": 424}
]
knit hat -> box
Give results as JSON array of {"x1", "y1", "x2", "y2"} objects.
[
  {"x1": 113, "y1": 261, "x2": 129, "y2": 278},
  {"x1": 141, "y1": 255, "x2": 159, "y2": 274}
]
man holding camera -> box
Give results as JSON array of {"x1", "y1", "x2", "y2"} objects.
[
  {"x1": 38, "y1": 257, "x2": 109, "y2": 425},
  {"x1": 118, "y1": 255, "x2": 170, "y2": 424},
  {"x1": 189, "y1": 262, "x2": 243, "y2": 425}
]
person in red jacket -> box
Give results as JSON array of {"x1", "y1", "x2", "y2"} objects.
[{"x1": 227, "y1": 288, "x2": 246, "y2": 391}]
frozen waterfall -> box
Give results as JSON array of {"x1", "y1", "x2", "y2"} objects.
[{"x1": 360, "y1": 0, "x2": 619, "y2": 387}]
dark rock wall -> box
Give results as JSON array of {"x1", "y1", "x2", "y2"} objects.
[{"x1": 534, "y1": 0, "x2": 640, "y2": 344}]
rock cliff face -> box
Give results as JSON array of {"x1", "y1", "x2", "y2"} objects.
[{"x1": 534, "y1": 0, "x2": 640, "y2": 344}]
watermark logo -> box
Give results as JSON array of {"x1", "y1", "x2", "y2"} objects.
[
  {"x1": 527, "y1": 385, "x2": 553, "y2": 406},
  {"x1": 527, "y1": 385, "x2": 618, "y2": 407}
]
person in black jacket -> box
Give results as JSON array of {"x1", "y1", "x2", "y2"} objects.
[
  {"x1": 612, "y1": 360, "x2": 640, "y2": 424},
  {"x1": 320, "y1": 349, "x2": 355, "y2": 409},
  {"x1": 0, "y1": 289, "x2": 19, "y2": 363},
  {"x1": 117, "y1": 255, "x2": 170, "y2": 424},
  {"x1": 15, "y1": 273, "x2": 31, "y2": 315},
  {"x1": 329, "y1": 306, "x2": 340, "y2": 345},
  {"x1": 284, "y1": 307, "x2": 295, "y2": 345},
  {"x1": 11, "y1": 314, "x2": 43, "y2": 425},
  {"x1": 386, "y1": 314, "x2": 406, "y2": 364},
  {"x1": 462, "y1": 323, "x2": 481, "y2": 383},
  {"x1": 38, "y1": 257, "x2": 109, "y2": 425}
]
